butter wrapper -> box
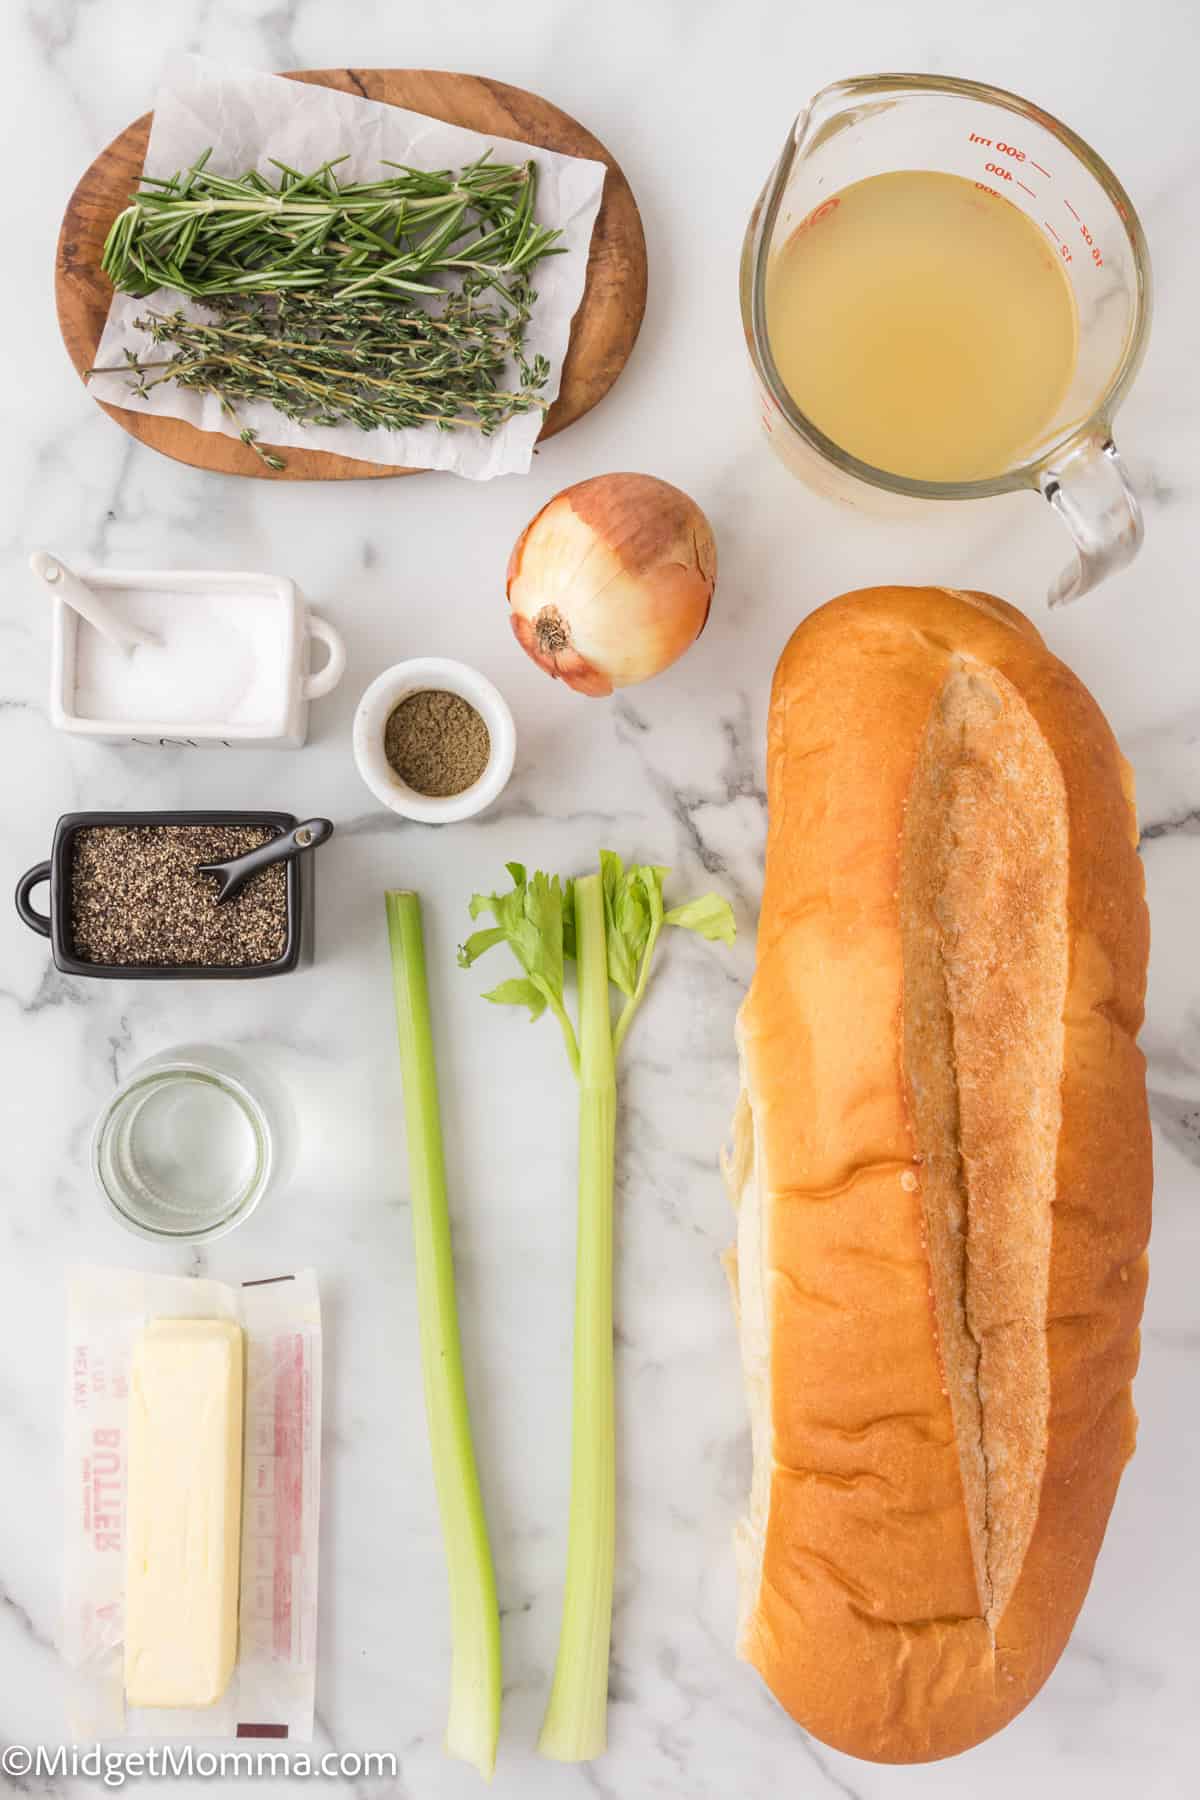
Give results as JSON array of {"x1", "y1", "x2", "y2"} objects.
[{"x1": 63, "y1": 1266, "x2": 322, "y2": 1742}]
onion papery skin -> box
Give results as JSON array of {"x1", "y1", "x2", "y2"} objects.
[{"x1": 506, "y1": 473, "x2": 716, "y2": 696}]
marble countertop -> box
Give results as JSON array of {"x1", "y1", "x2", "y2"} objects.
[{"x1": 2, "y1": 2, "x2": 1197, "y2": 1796}]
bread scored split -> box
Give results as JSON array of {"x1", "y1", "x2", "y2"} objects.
[{"x1": 726, "y1": 586, "x2": 1150, "y2": 1763}]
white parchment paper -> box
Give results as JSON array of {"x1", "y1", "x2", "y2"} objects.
[{"x1": 87, "y1": 55, "x2": 607, "y2": 479}]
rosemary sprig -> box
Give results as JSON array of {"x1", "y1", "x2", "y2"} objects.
[
  {"x1": 93, "y1": 286, "x2": 551, "y2": 442},
  {"x1": 101, "y1": 148, "x2": 564, "y2": 300}
]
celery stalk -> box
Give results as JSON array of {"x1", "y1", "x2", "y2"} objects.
[
  {"x1": 538, "y1": 872, "x2": 617, "y2": 1762},
  {"x1": 459, "y1": 856, "x2": 734, "y2": 1763},
  {"x1": 386, "y1": 890, "x2": 502, "y2": 1780}
]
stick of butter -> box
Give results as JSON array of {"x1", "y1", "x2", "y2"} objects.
[{"x1": 125, "y1": 1318, "x2": 245, "y2": 1708}]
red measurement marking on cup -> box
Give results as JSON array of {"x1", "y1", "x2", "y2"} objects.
[
  {"x1": 970, "y1": 132, "x2": 1053, "y2": 188},
  {"x1": 778, "y1": 196, "x2": 840, "y2": 257},
  {"x1": 1048, "y1": 206, "x2": 1103, "y2": 269},
  {"x1": 972, "y1": 133, "x2": 1035, "y2": 164},
  {"x1": 800, "y1": 198, "x2": 839, "y2": 231},
  {"x1": 1076, "y1": 217, "x2": 1104, "y2": 267},
  {"x1": 969, "y1": 132, "x2": 1024, "y2": 155},
  {"x1": 1017, "y1": 180, "x2": 1037, "y2": 197},
  {"x1": 1043, "y1": 219, "x2": 1074, "y2": 265}
]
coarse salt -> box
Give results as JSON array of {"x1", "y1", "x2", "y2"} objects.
[{"x1": 72, "y1": 587, "x2": 289, "y2": 727}]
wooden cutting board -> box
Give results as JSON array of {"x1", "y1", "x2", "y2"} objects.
[{"x1": 55, "y1": 68, "x2": 647, "y2": 481}]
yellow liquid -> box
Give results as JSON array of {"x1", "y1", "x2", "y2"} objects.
[{"x1": 765, "y1": 170, "x2": 1078, "y2": 483}]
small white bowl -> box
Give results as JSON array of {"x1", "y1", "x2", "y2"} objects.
[{"x1": 352, "y1": 658, "x2": 516, "y2": 824}]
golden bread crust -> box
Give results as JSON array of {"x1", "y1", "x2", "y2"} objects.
[{"x1": 733, "y1": 586, "x2": 1150, "y2": 1762}]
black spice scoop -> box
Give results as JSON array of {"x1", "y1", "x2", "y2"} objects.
[{"x1": 197, "y1": 817, "x2": 334, "y2": 905}]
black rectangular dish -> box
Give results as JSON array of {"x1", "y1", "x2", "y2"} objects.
[{"x1": 14, "y1": 811, "x2": 311, "y2": 979}]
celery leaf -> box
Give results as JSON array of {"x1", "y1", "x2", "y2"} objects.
[
  {"x1": 482, "y1": 977, "x2": 548, "y2": 1021},
  {"x1": 664, "y1": 892, "x2": 737, "y2": 944},
  {"x1": 460, "y1": 864, "x2": 580, "y2": 1073}
]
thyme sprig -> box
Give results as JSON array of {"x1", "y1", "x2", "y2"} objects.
[{"x1": 97, "y1": 286, "x2": 551, "y2": 445}]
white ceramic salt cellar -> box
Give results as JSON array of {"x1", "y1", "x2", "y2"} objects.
[{"x1": 44, "y1": 564, "x2": 345, "y2": 749}]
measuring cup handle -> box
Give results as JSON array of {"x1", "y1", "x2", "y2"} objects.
[{"x1": 1040, "y1": 433, "x2": 1144, "y2": 607}]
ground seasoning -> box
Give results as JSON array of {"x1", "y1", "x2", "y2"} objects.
[
  {"x1": 70, "y1": 824, "x2": 288, "y2": 967},
  {"x1": 384, "y1": 689, "x2": 491, "y2": 797}
]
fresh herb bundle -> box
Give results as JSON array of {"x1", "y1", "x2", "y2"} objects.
[
  {"x1": 101, "y1": 149, "x2": 563, "y2": 300},
  {"x1": 111, "y1": 287, "x2": 551, "y2": 461},
  {"x1": 460, "y1": 856, "x2": 735, "y2": 1761},
  {"x1": 92, "y1": 150, "x2": 564, "y2": 461}
]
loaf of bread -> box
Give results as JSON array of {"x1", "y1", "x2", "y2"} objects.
[{"x1": 726, "y1": 586, "x2": 1151, "y2": 1763}]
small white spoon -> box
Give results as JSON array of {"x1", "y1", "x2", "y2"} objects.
[{"x1": 30, "y1": 550, "x2": 159, "y2": 653}]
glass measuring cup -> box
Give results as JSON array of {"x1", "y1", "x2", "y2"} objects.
[{"x1": 740, "y1": 74, "x2": 1152, "y2": 604}]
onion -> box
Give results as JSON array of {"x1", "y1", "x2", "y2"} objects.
[{"x1": 506, "y1": 473, "x2": 716, "y2": 697}]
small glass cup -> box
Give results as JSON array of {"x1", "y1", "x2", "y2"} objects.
[{"x1": 92, "y1": 1049, "x2": 276, "y2": 1242}]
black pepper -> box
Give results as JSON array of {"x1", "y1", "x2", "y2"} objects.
[
  {"x1": 384, "y1": 689, "x2": 491, "y2": 798},
  {"x1": 70, "y1": 825, "x2": 288, "y2": 968}
]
